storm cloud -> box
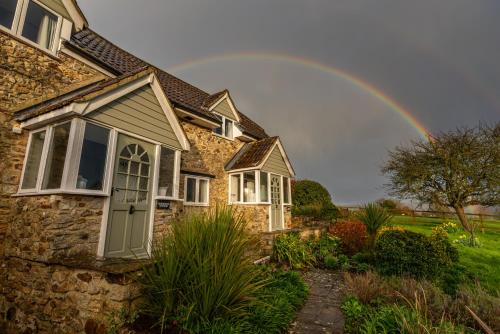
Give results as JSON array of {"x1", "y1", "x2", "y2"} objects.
[{"x1": 78, "y1": 0, "x2": 500, "y2": 204}]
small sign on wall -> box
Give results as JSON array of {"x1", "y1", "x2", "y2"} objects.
[{"x1": 157, "y1": 200, "x2": 171, "y2": 210}]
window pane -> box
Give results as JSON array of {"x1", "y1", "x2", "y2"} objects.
[
  {"x1": 260, "y1": 172, "x2": 269, "y2": 202},
  {"x1": 186, "y1": 178, "x2": 196, "y2": 202},
  {"x1": 22, "y1": 0, "x2": 58, "y2": 50},
  {"x1": 76, "y1": 123, "x2": 109, "y2": 190},
  {"x1": 0, "y1": 0, "x2": 17, "y2": 29},
  {"x1": 158, "y1": 147, "x2": 175, "y2": 197},
  {"x1": 243, "y1": 171, "x2": 256, "y2": 202},
  {"x1": 225, "y1": 119, "x2": 233, "y2": 138},
  {"x1": 213, "y1": 126, "x2": 223, "y2": 135},
  {"x1": 283, "y1": 177, "x2": 290, "y2": 203},
  {"x1": 21, "y1": 130, "x2": 46, "y2": 189},
  {"x1": 230, "y1": 174, "x2": 240, "y2": 202},
  {"x1": 42, "y1": 123, "x2": 70, "y2": 189},
  {"x1": 198, "y1": 179, "x2": 208, "y2": 203}
]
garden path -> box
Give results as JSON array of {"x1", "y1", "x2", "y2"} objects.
[{"x1": 289, "y1": 269, "x2": 345, "y2": 334}]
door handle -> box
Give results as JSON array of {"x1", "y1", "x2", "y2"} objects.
[{"x1": 129, "y1": 205, "x2": 136, "y2": 215}]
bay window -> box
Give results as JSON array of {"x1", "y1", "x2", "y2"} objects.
[
  {"x1": 0, "y1": 0, "x2": 62, "y2": 53},
  {"x1": 243, "y1": 172, "x2": 256, "y2": 202},
  {"x1": 184, "y1": 176, "x2": 209, "y2": 206},
  {"x1": 19, "y1": 119, "x2": 111, "y2": 194},
  {"x1": 229, "y1": 171, "x2": 270, "y2": 204},
  {"x1": 229, "y1": 171, "x2": 290, "y2": 205}
]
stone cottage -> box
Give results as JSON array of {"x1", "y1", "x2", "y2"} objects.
[{"x1": 0, "y1": 0, "x2": 295, "y2": 332}]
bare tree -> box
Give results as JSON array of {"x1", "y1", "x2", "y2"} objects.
[{"x1": 382, "y1": 124, "x2": 499, "y2": 243}]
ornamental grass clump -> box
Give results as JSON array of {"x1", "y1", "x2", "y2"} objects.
[
  {"x1": 272, "y1": 232, "x2": 315, "y2": 269},
  {"x1": 138, "y1": 206, "x2": 268, "y2": 333}
]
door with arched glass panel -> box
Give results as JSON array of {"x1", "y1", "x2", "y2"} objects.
[{"x1": 105, "y1": 134, "x2": 155, "y2": 258}]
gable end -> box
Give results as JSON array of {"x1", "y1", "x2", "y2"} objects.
[{"x1": 86, "y1": 86, "x2": 183, "y2": 150}]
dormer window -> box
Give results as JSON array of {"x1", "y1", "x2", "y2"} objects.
[
  {"x1": 0, "y1": 0, "x2": 62, "y2": 53},
  {"x1": 213, "y1": 116, "x2": 234, "y2": 139}
]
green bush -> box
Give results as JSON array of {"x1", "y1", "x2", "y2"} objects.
[
  {"x1": 324, "y1": 255, "x2": 339, "y2": 269},
  {"x1": 374, "y1": 230, "x2": 459, "y2": 280},
  {"x1": 341, "y1": 297, "x2": 366, "y2": 333},
  {"x1": 292, "y1": 180, "x2": 339, "y2": 220},
  {"x1": 239, "y1": 269, "x2": 309, "y2": 333},
  {"x1": 292, "y1": 180, "x2": 332, "y2": 207},
  {"x1": 138, "y1": 207, "x2": 267, "y2": 332},
  {"x1": 308, "y1": 233, "x2": 340, "y2": 263},
  {"x1": 272, "y1": 232, "x2": 315, "y2": 269}
]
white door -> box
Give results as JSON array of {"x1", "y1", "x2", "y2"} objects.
[
  {"x1": 105, "y1": 134, "x2": 155, "y2": 258},
  {"x1": 270, "y1": 174, "x2": 283, "y2": 230}
]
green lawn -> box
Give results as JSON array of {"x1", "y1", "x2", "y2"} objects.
[{"x1": 392, "y1": 215, "x2": 500, "y2": 293}]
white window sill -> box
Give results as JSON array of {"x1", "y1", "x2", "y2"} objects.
[
  {"x1": 229, "y1": 202, "x2": 271, "y2": 206},
  {"x1": 212, "y1": 133, "x2": 234, "y2": 141},
  {"x1": 155, "y1": 196, "x2": 183, "y2": 201},
  {"x1": 13, "y1": 189, "x2": 108, "y2": 197},
  {"x1": 184, "y1": 202, "x2": 210, "y2": 207}
]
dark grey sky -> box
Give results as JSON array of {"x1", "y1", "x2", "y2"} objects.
[{"x1": 79, "y1": 0, "x2": 500, "y2": 204}]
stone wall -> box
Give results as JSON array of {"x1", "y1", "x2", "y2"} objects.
[
  {"x1": 0, "y1": 31, "x2": 105, "y2": 258},
  {"x1": 180, "y1": 121, "x2": 244, "y2": 206},
  {"x1": 6, "y1": 196, "x2": 105, "y2": 263},
  {"x1": 0, "y1": 256, "x2": 142, "y2": 334},
  {"x1": 0, "y1": 31, "x2": 104, "y2": 112},
  {"x1": 180, "y1": 121, "x2": 293, "y2": 234}
]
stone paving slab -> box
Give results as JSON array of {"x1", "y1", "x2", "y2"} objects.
[{"x1": 289, "y1": 269, "x2": 345, "y2": 334}]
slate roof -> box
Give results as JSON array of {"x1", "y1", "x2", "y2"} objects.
[
  {"x1": 65, "y1": 29, "x2": 268, "y2": 139},
  {"x1": 225, "y1": 137, "x2": 278, "y2": 171}
]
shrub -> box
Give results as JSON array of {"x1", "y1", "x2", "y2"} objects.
[
  {"x1": 231, "y1": 269, "x2": 309, "y2": 334},
  {"x1": 292, "y1": 180, "x2": 339, "y2": 220},
  {"x1": 308, "y1": 233, "x2": 340, "y2": 264},
  {"x1": 343, "y1": 271, "x2": 500, "y2": 333},
  {"x1": 292, "y1": 180, "x2": 333, "y2": 207},
  {"x1": 272, "y1": 232, "x2": 315, "y2": 269},
  {"x1": 374, "y1": 230, "x2": 458, "y2": 280},
  {"x1": 356, "y1": 203, "x2": 393, "y2": 250},
  {"x1": 329, "y1": 220, "x2": 368, "y2": 255},
  {"x1": 324, "y1": 255, "x2": 339, "y2": 269},
  {"x1": 341, "y1": 297, "x2": 366, "y2": 333},
  {"x1": 138, "y1": 207, "x2": 267, "y2": 332},
  {"x1": 343, "y1": 271, "x2": 391, "y2": 305}
]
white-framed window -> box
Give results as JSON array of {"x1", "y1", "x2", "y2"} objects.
[
  {"x1": 19, "y1": 118, "x2": 112, "y2": 195},
  {"x1": 283, "y1": 176, "x2": 291, "y2": 205},
  {"x1": 213, "y1": 115, "x2": 234, "y2": 139},
  {"x1": 0, "y1": 0, "x2": 63, "y2": 54},
  {"x1": 229, "y1": 170, "x2": 271, "y2": 204},
  {"x1": 228, "y1": 171, "x2": 290, "y2": 205},
  {"x1": 184, "y1": 176, "x2": 210, "y2": 206},
  {"x1": 157, "y1": 146, "x2": 177, "y2": 198}
]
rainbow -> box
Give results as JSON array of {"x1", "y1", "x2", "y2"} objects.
[{"x1": 169, "y1": 52, "x2": 430, "y2": 139}]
